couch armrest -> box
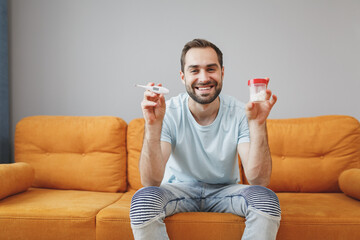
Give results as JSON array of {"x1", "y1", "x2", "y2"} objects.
[
  {"x1": 0, "y1": 162, "x2": 34, "y2": 200},
  {"x1": 339, "y1": 168, "x2": 360, "y2": 200}
]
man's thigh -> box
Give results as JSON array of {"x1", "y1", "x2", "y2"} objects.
[
  {"x1": 203, "y1": 184, "x2": 281, "y2": 219},
  {"x1": 160, "y1": 182, "x2": 204, "y2": 216},
  {"x1": 202, "y1": 183, "x2": 249, "y2": 216}
]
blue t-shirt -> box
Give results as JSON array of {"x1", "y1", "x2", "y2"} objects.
[{"x1": 160, "y1": 93, "x2": 250, "y2": 185}]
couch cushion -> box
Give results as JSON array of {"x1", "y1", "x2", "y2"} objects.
[
  {"x1": 339, "y1": 168, "x2": 360, "y2": 200},
  {"x1": 96, "y1": 191, "x2": 360, "y2": 240},
  {"x1": 15, "y1": 116, "x2": 127, "y2": 192},
  {"x1": 266, "y1": 115, "x2": 360, "y2": 192},
  {"x1": 127, "y1": 118, "x2": 145, "y2": 190},
  {"x1": 96, "y1": 190, "x2": 245, "y2": 240},
  {"x1": 96, "y1": 191, "x2": 135, "y2": 240},
  {"x1": 277, "y1": 192, "x2": 360, "y2": 240},
  {"x1": 0, "y1": 188, "x2": 122, "y2": 240},
  {"x1": 0, "y1": 162, "x2": 34, "y2": 200}
]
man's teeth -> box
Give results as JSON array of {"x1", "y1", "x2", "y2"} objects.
[{"x1": 198, "y1": 87, "x2": 211, "y2": 90}]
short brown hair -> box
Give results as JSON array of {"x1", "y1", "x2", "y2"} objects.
[{"x1": 180, "y1": 39, "x2": 223, "y2": 72}]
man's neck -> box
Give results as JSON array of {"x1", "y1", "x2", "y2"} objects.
[{"x1": 188, "y1": 97, "x2": 220, "y2": 126}]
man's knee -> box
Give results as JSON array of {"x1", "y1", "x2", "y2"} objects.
[
  {"x1": 242, "y1": 185, "x2": 281, "y2": 218},
  {"x1": 130, "y1": 186, "x2": 168, "y2": 226}
]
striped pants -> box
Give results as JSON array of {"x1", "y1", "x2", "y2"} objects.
[{"x1": 130, "y1": 182, "x2": 281, "y2": 240}]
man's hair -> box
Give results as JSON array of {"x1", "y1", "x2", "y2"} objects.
[{"x1": 180, "y1": 39, "x2": 223, "y2": 73}]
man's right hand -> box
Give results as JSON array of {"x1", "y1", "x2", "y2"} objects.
[{"x1": 141, "y1": 82, "x2": 166, "y2": 127}]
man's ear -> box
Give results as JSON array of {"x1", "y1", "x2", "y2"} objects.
[
  {"x1": 180, "y1": 71, "x2": 185, "y2": 85},
  {"x1": 222, "y1": 66, "x2": 225, "y2": 80}
]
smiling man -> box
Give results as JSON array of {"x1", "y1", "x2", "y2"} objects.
[{"x1": 130, "y1": 39, "x2": 281, "y2": 240}]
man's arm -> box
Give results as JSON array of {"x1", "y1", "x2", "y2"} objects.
[
  {"x1": 140, "y1": 138, "x2": 171, "y2": 187},
  {"x1": 139, "y1": 83, "x2": 171, "y2": 187},
  {"x1": 237, "y1": 88, "x2": 277, "y2": 186},
  {"x1": 237, "y1": 123, "x2": 272, "y2": 186}
]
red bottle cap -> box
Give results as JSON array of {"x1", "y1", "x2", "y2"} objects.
[{"x1": 248, "y1": 78, "x2": 269, "y2": 86}]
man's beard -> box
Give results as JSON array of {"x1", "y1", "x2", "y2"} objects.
[{"x1": 185, "y1": 80, "x2": 222, "y2": 104}]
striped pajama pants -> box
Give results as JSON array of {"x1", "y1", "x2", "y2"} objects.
[{"x1": 130, "y1": 182, "x2": 281, "y2": 240}]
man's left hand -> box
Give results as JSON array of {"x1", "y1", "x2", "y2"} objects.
[{"x1": 245, "y1": 89, "x2": 277, "y2": 125}]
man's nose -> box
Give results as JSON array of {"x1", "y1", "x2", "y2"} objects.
[{"x1": 198, "y1": 70, "x2": 209, "y2": 82}]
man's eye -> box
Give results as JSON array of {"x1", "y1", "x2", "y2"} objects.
[
  {"x1": 191, "y1": 70, "x2": 199, "y2": 73},
  {"x1": 208, "y1": 68, "x2": 215, "y2": 72}
]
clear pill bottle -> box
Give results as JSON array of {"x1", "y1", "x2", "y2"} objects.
[{"x1": 248, "y1": 78, "x2": 269, "y2": 102}]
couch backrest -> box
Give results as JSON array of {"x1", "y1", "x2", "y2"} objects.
[
  {"x1": 127, "y1": 115, "x2": 360, "y2": 193},
  {"x1": 265, "y1": 115, "x2": 360, "y2": 192},
  {"x1": 15, "y1": 116, "x2": 127, "y2": 193},
  {"x1": 127, "y1": 118, "x2": 145, "y2": 190}
]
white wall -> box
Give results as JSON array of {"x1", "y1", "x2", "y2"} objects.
[{"x1": 9, "y1": 0, "x2": 360, "y2": 135}]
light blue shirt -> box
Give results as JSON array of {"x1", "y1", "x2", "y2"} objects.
[{"x1": 161, "y1": 93, "x2": 250, "y2": 184}]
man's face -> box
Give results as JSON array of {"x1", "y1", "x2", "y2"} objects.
[{"x1": 181, "y1": 47, "x2": 224, "y2": 105}]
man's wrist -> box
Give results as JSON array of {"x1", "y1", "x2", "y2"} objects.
[
  {"x1": 248, "y1": 119, "x2": 267, "y2": 130},
  {"x1": 248, "y1": 120, "x2": 268, "y2": 142},
  {"x1": 144, "y1": 123, "x2": 162, "y2": 141}
]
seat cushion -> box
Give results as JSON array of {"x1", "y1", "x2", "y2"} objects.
[
  {"x1": 96, "y1": 191, "x2": 360, "y2": 240},
  {"x1": 277, "y1": 192, "x2": 360, "y2": 240},
  {"x1": 96, "y1": 190, "x2": 245, "y2": 240},
  {"x1": 96, "y1": 191, "x2": 135, "y2": 240},
  {"x1": 0, "y1": 188, "x2": 122, "y2": 240},
  {"x1": 15, "y1": 116, "x2": 127, "y2": 192}
]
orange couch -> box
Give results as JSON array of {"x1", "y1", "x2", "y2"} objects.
[{"x1": 0, "y1": 115, "x2": 359, "y2": 240}]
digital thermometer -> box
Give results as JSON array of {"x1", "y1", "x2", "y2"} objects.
[{"x1": 135, "y1": 84, "x2": 170, "y2": 95}]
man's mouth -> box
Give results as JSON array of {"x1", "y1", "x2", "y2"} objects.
[
  {"x1": 195, "y1": 85, "x2": 214, "y2": 92},
  {"x1": 187, "y1": 81, "x2": 221, "y2": 104}
]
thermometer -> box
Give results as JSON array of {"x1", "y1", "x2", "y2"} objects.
[{"x1": 135, "y1": 84, "x2": 170, "y2": 95}]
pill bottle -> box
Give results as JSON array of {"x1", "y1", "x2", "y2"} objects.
[{"x1": 248, "y1": 78, "x2": 269, "y2": 102}]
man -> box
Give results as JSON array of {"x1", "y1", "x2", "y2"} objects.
[{"x1": 130, "y1": 39, "x2": 281, "y2": 239}]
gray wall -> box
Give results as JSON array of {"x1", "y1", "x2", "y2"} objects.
[{"x1": 9, "y1": 0, "x2": 360, "y2": 140}]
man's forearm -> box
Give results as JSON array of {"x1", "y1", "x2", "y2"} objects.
[
  {"x1": 139, "y1": 126, "x2": 166, "y2": 187},
  {"x1": 247, "y1": 121, "x2": 272, "y2": 186}
]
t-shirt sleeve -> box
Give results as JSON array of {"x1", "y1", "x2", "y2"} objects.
[
  {"x1": 238, "y1": 114, "x2": 250, "y2": 144},
  {"x1": 160, "y1": 114, "x2": 173, "y2": 144}
]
